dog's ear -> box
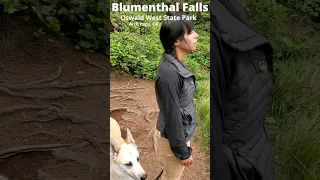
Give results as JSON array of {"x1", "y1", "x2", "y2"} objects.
[
  {"x1": 110, "y1": 138, "x2": 120, "y2": 158},
  {"x1": 125, "y1": 128, "x2": 136, "y2": 145}
]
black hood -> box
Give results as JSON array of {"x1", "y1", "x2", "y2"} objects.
[{"x1": 210, "y1": 0, "x2": 272, "y2": 52}]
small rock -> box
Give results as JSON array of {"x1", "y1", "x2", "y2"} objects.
[{"x1": 76, "y1": 71, "x2": 85, "y2": 75}]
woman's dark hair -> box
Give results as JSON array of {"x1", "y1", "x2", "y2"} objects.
[{"x1": 159, "y1": 15, "x2": 194, "y2": 54}]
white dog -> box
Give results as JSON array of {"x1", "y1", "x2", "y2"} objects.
[{"x1": 110, "y1": 117, "x2": 147, "y2": 180}]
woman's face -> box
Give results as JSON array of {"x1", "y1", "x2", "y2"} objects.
[{"x1": 175, "y1": 29, "x2": 199, "y2": 52}]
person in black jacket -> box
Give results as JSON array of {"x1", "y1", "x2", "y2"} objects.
[
  {"x1": 154, "y1": 15, "x2": 199, "y2": 180},
  {"x1": 210, "y1": 0, "x2": 275, "y2": 180}
]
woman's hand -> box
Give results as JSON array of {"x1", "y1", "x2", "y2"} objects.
[{"x1": 181, "y1": 155, "x2": 193, "y2": 167}]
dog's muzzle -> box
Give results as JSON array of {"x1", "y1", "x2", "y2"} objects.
[{"x1": 140, "y1": 173, "x2": 147, "y2": 180}]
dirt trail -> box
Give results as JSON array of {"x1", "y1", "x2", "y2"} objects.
[
  {"x1": 110, "y1": 70, "x2": 210, "y2": 180},
  {"x1": 0, "y1": 16, "x2": 109, "y2": 179}
]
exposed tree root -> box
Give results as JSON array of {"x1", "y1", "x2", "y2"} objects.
[
  {"x1": 1, "y1": 80, "x2": 109, "y2": 90},
  {"x1": 145, "y1": 110, "x2": 154, "y2": 122},
  {"x1": 23, "y1": 59, "x2": 66, "y2": 86},
  {"x1": 41, "y1": 162, "x2": 79, "y2": 171},
  {"x1": 152, "y1": 129, "x2": 158, "y2": 154},
  {"x1": 37, "y1": 104, "x2": 64, "y2": 117},
  {"x1": 120, "y1": 96, "x2": 139, "y2": 102},
  {"x1": 110, "y1": 107, "x2": 129, "y2": 112},
  {"x1": 80, "y1": 135, "x2": 108, "y2": 155},
  {"x1": 110, "y1": 93, "x2": 138, "y2": 101},
  {"x1": 21, "y1": 112, "x2": 30, "y2": 120},
  {"x1": 144, "y1": 109, "x2": 159, "y2": 122},
  {"x1": 24, "y1": 112, "x2": 97, "y2": 124},
  {"x1": 111, "y1": 89, "x2": 134, "y2": 94},
  {"x1": 0, "y1": 86, "x2": 86, "y2": 100},
  {"x1": 136, "y1": 104, "x2": 148, "y2": 109},
  {"x1": 201, "y1": 173, "x2": 210, "y2": 175},
  {"x1": 93, "y1": 70, "x2": 102, "y2": 79},
  {"x1": 121, "y1": 115, "x2": 137, "y2": 124},
  {"x1": 110, "y1": 95, "x2": 123, "y2": 98},
  {"x1": 126, "y1": 108, "x2": 140, "y2": 116},
  {"x1": 111, "y1": 86, "x2": 149, "y2": 91},
  {"x1": 0, "y1": 104, "x2": 50, "y2": 116},
  {"x1": 0, "y1": 143, "x2": 73, "y2": 159},
  {"x1": 84, "y1": 54, "x2": 107, "y2": 71},
  {"x1": 26, "y1": 131, "x2": 61, "y2": 140},
  {"x1": 20, "y1": 44, "x2": 38, "y2": 61},
  {"x1": 144, "y1": 115, "x2": 152, "y2": 122},
  {"x1": 115, "y1": 81, "x2": 131, "y2": 90},
  {"x1": 0, "y1": 104, "x2": 96, "y2": 125}
]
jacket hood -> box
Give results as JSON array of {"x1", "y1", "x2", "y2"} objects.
[{"x1": 211, "y1": 0, "x2": 272, "y2": 52}]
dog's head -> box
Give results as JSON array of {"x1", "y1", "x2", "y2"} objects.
[{"x1": 111, "y1": 128, "x2": 147, "y2": 180}]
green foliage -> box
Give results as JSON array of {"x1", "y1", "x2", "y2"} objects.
[
  {"x1": 0, "y1": 0, "x2": 109, "y2": 52},
  {"x1": 193, "y1": 80, "x2": 210, "y2": 152},
  {"x1": 110, "y1": 31, "x2": 161, "y2": 79},
  {"x1": 241, "y1": 0, "x2": 320, "y2": 60},
  {"x1": 185, "y1": 22, "x2": 210, "y2": 69},
  {"x1": 0, "y1": 0, "x2": 27, "y2": 14},
  {"x1": 241, "y1": 0, "x2": 287, "y2": 35},
  {"x1": 241, "y1": 0, "x2": 320, "y2": 179},
  {"x1": 110, "y1": 9, "x2": 210, "y2": 80},
  {"x1": 270, "y1": 57, "x2": 320, "y2": 124},
  {"x1": 274, "y1": 112, "x2": 320, "y2": 180},
  {"x1": 277, "y1": 0, "x2": 320, "y2": 20}
]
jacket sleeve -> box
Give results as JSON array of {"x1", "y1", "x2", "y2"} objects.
[
  {"x1": 210, "y1": 19, "x2": 232, "y2": 180},
  {"x1": 155, "y1": 69, "x2": 192, "y2": 160}
]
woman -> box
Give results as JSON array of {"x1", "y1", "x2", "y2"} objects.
[
  {"x1": 154, "y1": 15, "x2": 199, "y2": 180},
  {"x1": 210, "y1": 0, "x2": 275, "y2": 180}
]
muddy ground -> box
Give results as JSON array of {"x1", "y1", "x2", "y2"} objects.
[{"x1": 0, "y1": 15, "x2": 109, "y2": 179}]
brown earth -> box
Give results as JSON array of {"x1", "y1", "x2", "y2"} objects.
[
  {"x1": 110, "y1": 70, "x2": 210, "y2": 180},
  {"x1": 0, "y1": 15, "x2": 109, "y2": 179}
]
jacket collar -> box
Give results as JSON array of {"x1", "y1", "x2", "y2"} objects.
[{"x1": 162, "y1": 53, "x2": 194, "y2": 78}]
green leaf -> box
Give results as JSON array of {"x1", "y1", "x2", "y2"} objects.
[
  {"x1": 46, "y1": 16, "x2": 60, "y2": 32},
  {"x1": 7, "y1": 6, "x2": 16, "y2": 14},
  {"x1": 282, "y1": 36, "x2": 294, "y2": 48},
  {"x1": 41, "y1": 5, "x2": 54, "y2": 16},
  {"x1": 84, "y1": 23, "x2": 92, "y2": 30},
  {"x1": 58, "y1": 7, "x2": 67, "y2": 14},
  {"x1": 33, "y1": 32, "x2": 40, "y2": 37},
  {"x1": 79, "y1": 41, "x2": 92, "y2": 49},
  {"x1": 77, "y1": 29, "x2": 96, "y2": 39},
  {"x1": 88, "y1": 14, "x2": 97, "y2": 22},
  {"x1": 38, "y1": 28, "x2": 46, "y2": 35}
]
